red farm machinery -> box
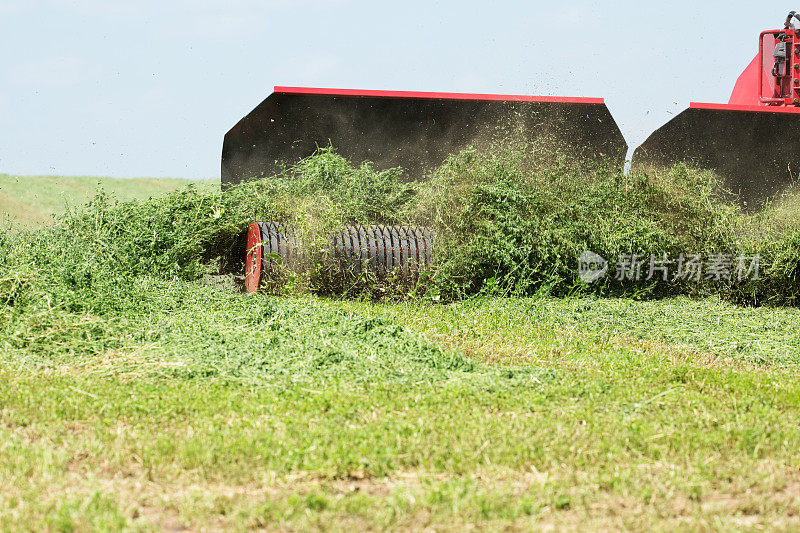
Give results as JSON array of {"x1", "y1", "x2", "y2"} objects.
[
  {"x1": 633, "y1": 10, "x2": 800, "y2": 207},
  {"x1": 227, "y1": 12, "x2": 800, "y2": 292}
]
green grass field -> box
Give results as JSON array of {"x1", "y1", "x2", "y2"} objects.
[
  {"x1": 3, "y1": 166, "x2": 800, "y2": 531},
  {"x1": 4, "y1": 290, "x2": 800, "y2": 531},
  {"x1": 0, "y1": 174, "x2": 217, "y2": 230}
]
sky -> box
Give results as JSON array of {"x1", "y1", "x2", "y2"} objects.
[{"x1": 0, "y1": 0, "x2": 791, "y2": 179}]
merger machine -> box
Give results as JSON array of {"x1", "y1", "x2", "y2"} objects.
[
  {"x1": 228, "y1": 12, "x2": 800, "y2": 292},
  {"x1": 226, "y1": 89, "x2": 628, "y2": 292}
]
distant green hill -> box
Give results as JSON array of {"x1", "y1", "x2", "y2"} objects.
[{"x1": 0, "y1": 175, "x2": 218, "y2": 230}]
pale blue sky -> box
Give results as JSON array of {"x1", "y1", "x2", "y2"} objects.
[{"x1": 0, "y1": 1, "x2": 791, "y2": 179}]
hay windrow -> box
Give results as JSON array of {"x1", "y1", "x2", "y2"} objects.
[{"x1": 2, "y1": 143, "x2": 800, "y2": 343}]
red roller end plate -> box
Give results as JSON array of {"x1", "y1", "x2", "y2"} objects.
[{"x1": 244, "y1": 222, "x2": 262, "y2": 294}]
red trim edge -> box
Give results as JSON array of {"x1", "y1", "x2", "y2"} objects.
[
  {"x1": 691, "y1": 102, "x2": 800, "y2": 114},
  {"x1": 274, "y1": 86, "x2": 604, "y2": 105}
]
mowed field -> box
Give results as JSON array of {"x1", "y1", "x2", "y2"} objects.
[
  {"x1": 3, "y1": 173, "x2": 800, "y2": 531},
  {"x1": 0, "y1": 174, "x2": 217, "y2": 230},
  {"x1": 5, "y1": 291, "x2": 800, "y2": 531}
]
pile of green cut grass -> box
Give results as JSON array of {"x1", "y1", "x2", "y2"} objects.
[
  {"x1": 411, "y1": 148, "x2": 800, "y2": 304},
  {"x1": 3, "y1": 146, "x2": 800, "y2": 362},
  {"x1": 9, "y1": 146, "x2": 800, "y2": 304},
  {"x1": 0, "y1": 174, "x2": 217, "y2": 231}
]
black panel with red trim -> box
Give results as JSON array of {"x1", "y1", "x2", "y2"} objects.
[
  {"x1": 633, "y1": 103, "x2": 800, "y2": 208},
  {"x1": 222, "y1": 87, "x2": 628, "y2": 186}
]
